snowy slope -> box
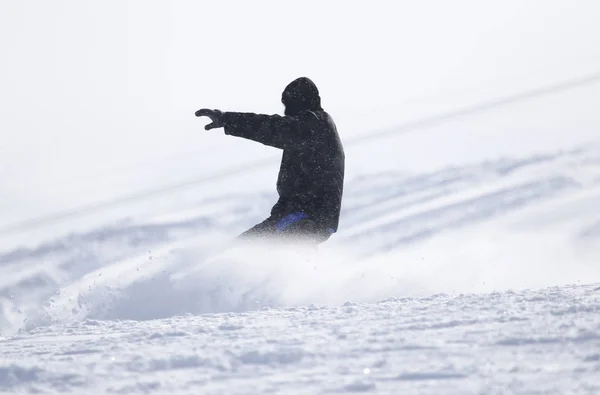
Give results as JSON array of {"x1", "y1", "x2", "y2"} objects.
[
  {"x1": 2, "y1": 76, "x2": 600, "y2": 392},
  {"x1": 1, "y1": 138, "x2": 600, "y2": 392},
  {"x1": 3, "y1": 1, "x2": 600, "y2": 392}
]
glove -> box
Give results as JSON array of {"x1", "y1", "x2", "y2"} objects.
[{"x1": 195, "y1": 108, "x2": 224, "y2": 130}]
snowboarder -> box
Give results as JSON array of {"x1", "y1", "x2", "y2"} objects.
[{"x1": 195, "y1": 77, "x2": 345, "y2": 245}]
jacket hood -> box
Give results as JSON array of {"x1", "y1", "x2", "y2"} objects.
[{"x1": 282, "y1": 77, "x2": 322, "y2": 116}]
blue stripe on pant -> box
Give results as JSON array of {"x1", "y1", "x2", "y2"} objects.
[{"x1": 274, "y1": 212, "x2": 309, "y2": 232}]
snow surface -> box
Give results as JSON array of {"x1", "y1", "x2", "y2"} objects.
[
  {"x1": 1, "y1": 139, "x2": 600, "y2": 393},
  {"x1": 1, "y1": 284, "x2": 599, "y2": 394}
]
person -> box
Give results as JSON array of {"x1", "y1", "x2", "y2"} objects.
[{"x1": 195, "y1": 77, "x2": 345, "y2": 245}]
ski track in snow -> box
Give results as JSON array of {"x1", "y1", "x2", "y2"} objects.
[{"x1": 1, "y1": 144, "x2": 600, "y2": 393}]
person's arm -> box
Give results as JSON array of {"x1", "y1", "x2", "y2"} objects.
[
  {"x1": 223, "y1": 111, "x2": 318, "y2": 149},
  {"x1": 195, "y1": 108, "x2": 317, "y2": 149}
]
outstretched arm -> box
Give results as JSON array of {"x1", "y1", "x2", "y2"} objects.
[{"x1": 195, "y1": 109, "x2": 316, "y2": 149}]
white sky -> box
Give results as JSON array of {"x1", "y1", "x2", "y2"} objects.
[{"x1": 1, "y1": 0, "x2": 600, "y2": 241}]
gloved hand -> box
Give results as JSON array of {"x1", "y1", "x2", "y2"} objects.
[{"x1": 195, "y1": 108, "x2": 224, "y2": 130}]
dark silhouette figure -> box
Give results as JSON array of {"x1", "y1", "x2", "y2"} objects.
[{"x1": 196, "y1": 77, "x2": 345, "y2": 244}]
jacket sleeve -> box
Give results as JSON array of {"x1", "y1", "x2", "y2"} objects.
[{"x1": 222, "y1": 111, "x2": 316, "y2": 149}]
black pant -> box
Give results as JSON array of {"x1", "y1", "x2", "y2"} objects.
[{"x1": 237, "y1": 215, "x2": 332, "y2": 245}]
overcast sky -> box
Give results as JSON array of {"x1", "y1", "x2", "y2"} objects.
[{"x1": 1, "y1": 0, "x2": 600, "y2": 241}]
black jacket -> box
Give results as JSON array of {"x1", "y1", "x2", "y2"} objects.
[{"x1": 222, "y1": 109, "x2": 345, "y2": 233}]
